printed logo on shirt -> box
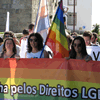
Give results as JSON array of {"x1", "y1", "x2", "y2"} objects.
[{"x1": 31, "y1": 57, "x2": 38, "y2": 58}]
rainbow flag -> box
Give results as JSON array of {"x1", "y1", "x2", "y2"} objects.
[
  {"x1": 34, "y1": 0, "x2": 50, "y2": 43},
  {"x1": 45, "y1": 0, "x2": 69, "y2": 58},
  {"x1": 0, "y1": 59, "x2": 100, "y2": 100}
]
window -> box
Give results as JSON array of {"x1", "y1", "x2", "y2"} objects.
[
  {"x1": 68, "y1": 0, "x2": 77, "y2": 6},
  {"x1": 67, "y1": 12, "x2": 77, "y2": 25}
]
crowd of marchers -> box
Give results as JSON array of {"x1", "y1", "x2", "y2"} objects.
[{"x1": 0, "y1": 23, "x2": 99, "y2": 61}]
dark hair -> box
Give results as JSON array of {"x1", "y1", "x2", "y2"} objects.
[
  {"x1": 66, "y1": 35, "x2": 72, "y2": 44},
  {"x1": 0, "y1": 37, "x2": 3, "y2": 43},
  {"x1": 3, "y1": 37, "x2": 16, "y2": 54},
  {"x1": 70, "y1": 36, "x2": 87, "y2": 59},
  {"x1": 92, "y1": 32, "x2": 98, "y2": 39},
  {"x1": 63, "y1": 17, "x2": 66, "y2": 22},
  {"x1": 27, "y1": 33, "x2": 43, "y2": 53},
  {"x1": 83, "y1": 31, "x2": 92, "y2": 39},
  {"x1": 23, "y1": 29, "x2": 29, "y2": 35},
  {"x1": 71, "y1": 32, "x2": 78, "y2": 36},
  {"x1": 3, "y1": 31, "x2": 14, "y2": 39},
  {"x1": 28, "y1": 24, "x2": 34, "y2": 30}
]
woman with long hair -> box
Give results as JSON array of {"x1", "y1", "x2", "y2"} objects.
[
  {"x1": 25, "y1": 33, "x2": 49, "y2": 58},
  {"x1": 65, "y1": 36, "x2": 92, "y2": 61},
  {"x1": 0, "y1": 37, "x2": 19, "y2": 58}
]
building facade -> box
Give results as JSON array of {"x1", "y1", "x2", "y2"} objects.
[
  {"x1": 0, "y1": 0, "x2": 58, "y2": 32},
  {"x1": 65, "y1": 0, "x2": 100, "y2": 32}
]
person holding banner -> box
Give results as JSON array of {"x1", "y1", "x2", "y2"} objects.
[
  {"x1": 0, "y1": 38, "x2": 19, "y2": 58},
  {"x1": 65, "y1": 36, "x2": 92, "y2": 61},
  {"x1": 25, "y1": 33, "x2": 49, "y2": 58}
]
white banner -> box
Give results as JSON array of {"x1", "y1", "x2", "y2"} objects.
[
  {"x1": 86, "y1": 46, "x2": 100, "y2": 61},
  {"x1": 5, "y1": 12, "x2": 10, "y2": 32}
]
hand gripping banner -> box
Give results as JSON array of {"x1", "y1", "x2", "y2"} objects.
[{"x1": 0, "y1": 58, "x2": 100, "y2": 100}]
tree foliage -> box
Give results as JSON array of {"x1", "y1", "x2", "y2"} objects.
[{"x1": 92, "y1": 24, "x2": 99, "y2": 34}]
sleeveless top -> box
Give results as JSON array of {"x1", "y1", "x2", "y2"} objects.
[
  {"x1": 26, "y1": 50, "x2": 44, "y2": 58},
  {"x1": 0, "y1": 52, "x2": 16, "y2": 58}
]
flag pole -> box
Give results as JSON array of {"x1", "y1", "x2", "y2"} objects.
[
  {"x1": 73, "y1": 0, "x2": 75, "y2": 32},
  {"x1": 33, "y1": 0, "x2": 41, "y2": 33},
  {"x1": 38, "y1": 0, "x2": 50, "y2": 58}
]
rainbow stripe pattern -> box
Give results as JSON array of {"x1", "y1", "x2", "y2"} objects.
[
  {"x1": 45, "y1": 0, "x2": 69, "y2": 58},
  {"x1": 0, "y1": 59, "x2": 100, "y2": 100}
]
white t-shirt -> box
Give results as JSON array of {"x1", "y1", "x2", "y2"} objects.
[
  {"x1": 26, "y1": 50, "x2": 44, "y2": 58},
  {"x1": 20, "y1": 36, "x2": 28, "y2": 58},
  {"x1": 86, "y1": 46, "x2": 100, "y2": 61}
]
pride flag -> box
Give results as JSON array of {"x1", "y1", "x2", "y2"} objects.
[
  {"x1": 45, "y1": 0, "x2": 69, "y2": 58},
  {"x1": 0, "y1": 59, "x2": 100, "y2": 100},
  {"x1": 34, "y1": 0, "x2": 50, "y2": 43}
]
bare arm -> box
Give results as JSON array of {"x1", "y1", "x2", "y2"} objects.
[{"x1": 13, "y1": 37, "x2": 20, "y2": 46}]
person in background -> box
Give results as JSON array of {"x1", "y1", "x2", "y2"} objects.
[
  {"x1": 65, "y1": 36, "x2": 92, "y2": 61},
  {"x1": 0, "y1": 38, "x2": 19, "y2": 58},
  {"x1": 71, "y1": 32, "x2": 78, "y2": 36},
  {"x1": 63, "y1": 17, "x2": 69, "y2": 36},
  {"x1": 0, "y1": 37, "x2": 3, "y2": 46},
  {"x1": 12, "y1": 33, "x2": 20, "y2": 46},
  {"x1": 28, "y1": 23, "x2": 34, "y2": 35},
  {"x1": 25, "y1": 33, "x2": 49, "y2": 58},
  {"x1": 58, "y1": 0, "x2": 69, "y2": 27},
  {"x1": 20, "y1": 24, "x2": 34, "y2": 44},
  {"x1": 3, "y1": 31, "x2": 20, "y2": 46},
  {"x1": 83, "y1": 31, "x2": 92, "y2": 46},
  {"x1": 20, "y1": 29, "x2": 29, "y2": 58},
  {"x1": 0, "y1": 31, "x2": 20, "y2": 55},
  {"x1": 20, "y1": 29, "x2": 29, "y2": 45},
  {"x1": 66, "y1": 35, "x2": 73, "y2": 51},
  {"x1": 91, "y1": 32, "x2": 99, "y2": 46},
  {"x1": 70, "y1": 32, "x2": 78, "y2": 39}
]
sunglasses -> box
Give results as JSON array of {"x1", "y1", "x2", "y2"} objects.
[
  {"x1": 73, "y1": 43, "x2": 81, "y2": 47},
  {"x1": 72, "y1": 36, "x2": 76, "y2": 39},
  {"x1": 29, "y1": 39, "x2": 38, "y2": 42},
  {"x1": 5, "y1": 36, "x2": 10, "y2": 38}
]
